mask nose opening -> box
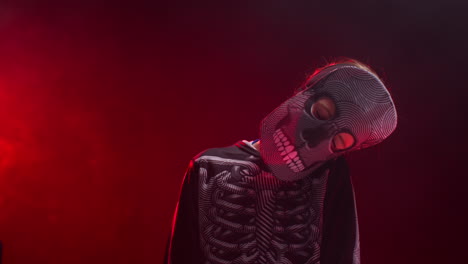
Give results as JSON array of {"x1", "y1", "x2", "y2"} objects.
[{"x1": 301, "y1": 125, "x2": 331, "y2": 149}]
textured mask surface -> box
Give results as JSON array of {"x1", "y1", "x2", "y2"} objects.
[{"x1": 260, "y1": 65, "x2": 397, "y2": 181}]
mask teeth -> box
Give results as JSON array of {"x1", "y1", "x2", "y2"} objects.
[{"x1": 273, "y1": 129, "x2": 305, "y2": 173}]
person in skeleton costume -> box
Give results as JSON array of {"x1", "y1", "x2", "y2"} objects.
[{"x1": 165, "y1": 59, "x2": 397, "y2": 264}]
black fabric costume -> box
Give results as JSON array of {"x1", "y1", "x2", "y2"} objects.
[{"x1": 165, "y1": 140, "x2": 360, "y2": 264}]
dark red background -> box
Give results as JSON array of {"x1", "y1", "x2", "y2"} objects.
[{"x1": 0, "y1": 1, "x2": 466, "y2": 263}]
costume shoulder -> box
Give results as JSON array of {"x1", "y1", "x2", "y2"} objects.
[
  {"x1": 191, "y1": 140, "x2": 262, "y2": 175},
  {"x1": 194, "y1": 140, "x2": 256, "y2": 161}
]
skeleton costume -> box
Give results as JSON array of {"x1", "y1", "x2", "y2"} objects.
[{"x1": 165, "y1": 63, "x2": 397, "y2": 264}]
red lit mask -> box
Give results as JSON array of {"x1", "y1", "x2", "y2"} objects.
[{"x1": 259, "y1": 64, "x2": 398, "y2": 181}]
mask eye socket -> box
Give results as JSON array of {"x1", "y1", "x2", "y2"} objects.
[
  {"x1": 332, "y1": 132, "x2": 355, "y2": 151},
  {"x1": 310, "y1": 96, "x2": 335, "y2": 120}
]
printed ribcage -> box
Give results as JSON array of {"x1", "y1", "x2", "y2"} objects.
[
  {"x1": 271, "y1": 179, "x2": 324, "y2": 263},
  {"x1": 198, "y1": 157, "x2": 329, "y2": 264}
]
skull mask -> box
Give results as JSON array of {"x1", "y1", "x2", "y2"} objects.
[{"x1": 259, "y1": 63, "x2": 398, "y2": 181}]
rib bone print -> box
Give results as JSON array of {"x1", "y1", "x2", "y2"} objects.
[{"x1": 197, "y1": 156, "x2": 329, "y2": 264}]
